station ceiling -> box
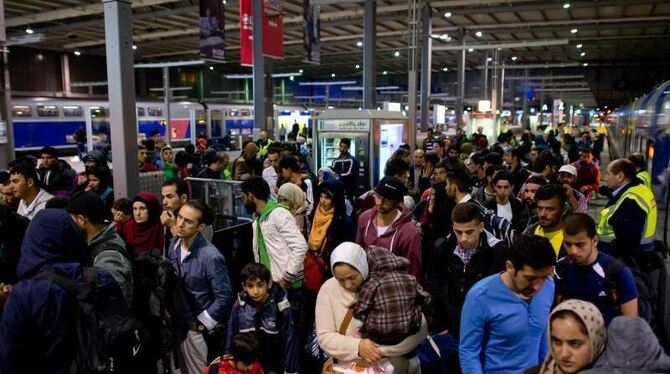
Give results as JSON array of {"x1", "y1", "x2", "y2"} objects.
[{"x1": 4, "y1": 0, "x2": 670, "y2": 107}]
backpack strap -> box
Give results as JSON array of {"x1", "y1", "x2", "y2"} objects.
[
  {"x1": 604, "y1": 258, "x2": 624, "y2": 308},
  {"x1": 35, "y1": 268, "x2": 97, "y2": 300}
]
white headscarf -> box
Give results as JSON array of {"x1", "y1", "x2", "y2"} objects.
[{"x1": 330, "y1": 242, "x2": 369, "y2": 280}]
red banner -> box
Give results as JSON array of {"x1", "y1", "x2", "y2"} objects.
[{"x1": 239, "y1": 0, "x2": 284, "y2": 66}]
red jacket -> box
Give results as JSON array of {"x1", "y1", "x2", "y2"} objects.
[
  {"x1": 573, "y1": 160, "x2": 600, "y2": 195},
  {"x1": 202, "y1": 359, "x2": 264, "y2": 374},
  {"x1": 355, "y1": 206, "x2": 422, "y2": 280}
]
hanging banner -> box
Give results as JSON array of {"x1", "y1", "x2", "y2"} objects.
[
  {"x1": 303, "y1": 0, "x2": 320, "y2": 64},
  {"x1": 199, "y1": 0, "x2": 225, "y2": 61},
  {"x1": 239, "y1": 0, "x2": 284, "y2": 66}
]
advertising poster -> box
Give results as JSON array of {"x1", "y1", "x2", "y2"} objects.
[
  {"x1": 240, "y1": 0, "x2": 284, "y2": 66},
  {"x1": 239, "y1": 0, "x2": 253, "y2": 66},
  {"x1": 303, "y1": 0, "x2": 320, "y2": 64},
  {"x1": 378, "y1": 124, "x2": 404, "y2": 176},
  {"x1": 199, "y1": 0, "x2": 225, "y2": 61}
]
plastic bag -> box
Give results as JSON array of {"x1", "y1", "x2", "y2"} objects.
[{"x1": 332, "y1": 359, "x2": 395, "y2": 374}]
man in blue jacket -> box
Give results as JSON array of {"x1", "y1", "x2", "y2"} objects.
[
  {"x1": 167, "y1": 199, "x2": 233, "y2": 373},
  {"x1": 459, "y1": 235, "x2": 556, "y2": 374},
  {"x1": 0, "y1": 209, "x2": 120, "y2": 374}
]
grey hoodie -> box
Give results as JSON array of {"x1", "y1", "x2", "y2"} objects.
[
  {"x1": 89, "y1": 222, "x2": 134, "y2": 306},
  {"x1": 583, "y1": 316, "x2": 670, "y2": 374}
]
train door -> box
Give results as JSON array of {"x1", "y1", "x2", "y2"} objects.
[
  {"x1": 210, "y1": 109, "x2": 224, "y2": 138},
  {"x1": 86, "y1": 106, "x2": 110, "y2": 152},
  {"x1": 194, "y1": 109, "x2": 207, "y2": 140}
]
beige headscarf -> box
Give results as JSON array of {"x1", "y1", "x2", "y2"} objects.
[
  {"x1": 539, "y1": 299, "x2": 606, "y2": 374},
  {"x1": 277, "y1": 182, "x2": 309, "y2": 215}
]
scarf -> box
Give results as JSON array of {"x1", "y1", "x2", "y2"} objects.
[
  {"x1": 277, "y1": 182, "x2": 309, "y2": 215},
  {"x1": 538, "y1": 299, "x2": 606, "y2": 374},
  {"x1": 308, "y1": 204, "x2": 334, "y2": 251},
  {"x1": 255, "y1": 199, "x2": 284, "y2": 272},
  {"x1": 120, "y1": 192, "x2": 164, "y2": 256},
  {"x1": 330, "y1": 242, "x2": 369, "y2": 280}
]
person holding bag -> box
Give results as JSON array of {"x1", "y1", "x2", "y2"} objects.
[{"x1": 315, "y1": 242, "x2": 427, "y2": 374}]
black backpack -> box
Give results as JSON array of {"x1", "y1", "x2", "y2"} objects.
[
  {"x1": 603, "y1": 257, "x2": 656, "y2": 324},
  {"x1": 37, "y1": 267, "x2": 150, "y2": 373}
]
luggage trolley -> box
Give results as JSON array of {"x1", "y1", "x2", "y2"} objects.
[{"x1": 187, "y1": 178, "x2": 255, "y2": 292}]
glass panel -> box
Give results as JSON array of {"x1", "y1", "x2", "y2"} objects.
[
  {"x1": 62, "y1": 106, "x2": 83, "y2": 117},
  {"x1": 12, "y1": 105, "x2": 32, "y2": 117},
  {"x1": 137, "y1": 107, "x2": 145, "y2": 117},
  {"x1": 90, "y1": 107, "x2": 110, "y2": 150},
  {"x1": 36, "y1": 105, "x2": 59, "y2": 117},
  {"x1": 147, "y1": 107, "x2": 163, "y2": 117}
]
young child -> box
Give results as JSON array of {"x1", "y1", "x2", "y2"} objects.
[
  {"x1": 225, "y1": 263, "x2": 298, "y2": 374},
  {"x1": 354, "y1": 245, "x2": 430, "y2": 345},
  {"x1": 203, "y1": 333, "x2": 264, "y2": 374}
]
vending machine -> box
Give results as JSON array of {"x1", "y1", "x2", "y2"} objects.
[{"x1": 313, "y1": 109, "x2": 410, "y2": 193}]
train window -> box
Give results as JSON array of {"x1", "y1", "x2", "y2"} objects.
[
  {"x1": 240, "y1": 109, "x2": 251, "y2": 116},
  {"x1": 12, "y1": 105, "x2": 32, "y2": 117},
  {"x1": 90, "y1": 107, "x2": 109, "y2": 118},
  {"x1": 137, "y1": 107, "x2": 145, "y2": 117},
  {"x1": 62, "y1": 106, "x2": 83, "y2": 117},
  {"x1": 36, "y1": 105, "x2": 60, "y2": 117},
  {"x1": 147, "y1": 107, "x2": 163, "y2": 117}
]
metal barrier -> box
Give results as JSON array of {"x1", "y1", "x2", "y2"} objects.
[
  {"x1": 139, "y1": 171, "x2": 164, "y2": 199},
  {"x1": 186, "y1": 177, "x2": 251, "y2": 219}
]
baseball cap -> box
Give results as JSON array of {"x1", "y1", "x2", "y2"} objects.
[
  {"x1": 373, "y1": 176, "x2": 407, "y2": 202},
  {"x1": 558, "y1": 164, "x2": 577, "y2": 176}
]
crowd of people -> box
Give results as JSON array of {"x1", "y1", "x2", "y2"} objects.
[{"x1": 0, "y1": 121, "x2": 668, "y2": 374}]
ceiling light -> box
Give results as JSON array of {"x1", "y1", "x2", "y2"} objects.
[
  {"x1": 290, "y1": 75, "x2": 295, "y2": 81},
  {"x1": 132, "y1": 45, "x2": 138, "y2": 50},
  {"x1": 563, "y1": 3, "x2": 570, "y2": 9},
  {"x1": 580, "y1": 52, "x2": 586, "y2": 57},
  {"x1": 440, "y1": 34, "x2": 450, "y2": 40},
  {"x1": 511, "y1": 56, "x2": 518, "y2": 61},
  {"x1": 486, "y1": 57, "x2": 493, "y2": 62},
  {"x1": 25, "y1": 27, "x2": 34, "y2": 34},
  {"x1": 475, "y1": 31, "x2": 483, "y2": 38},
  {"x1": 74, "y1": 51, "x2": 81, "y2": 56},
  {"x1": 442, "y1": 67, "x2": 448, "y2": 72},
  {"x1": 209, "y1": 66, "x2": 214, "y2": 70},
  {"x1": 444, "y1": 11, "x2": 452, "y2": 18},
  {"x1": 356, "y1": 41, "x2": 363, "y2": 47},
  {"x1": 355, "y1": 64, "x2": 360, "y2": 69},
  {"x1": 331, "y1": 73, "x2": 336, "y2": 77},
  {"x1": 570, "y1": 28, "x2": 578, "y2": 34},
  {"x1": 576, "y1": 44, "x2": 583, "y2": 49},
  {"x1": 394, "y1": 51, "x2": 400, "y2": 57},
  {"x1": 583, "y1": 63, "x2": 588, "y2": 67},
  {"x1": 382, "y1": 71, "x2": 388, "y2": 75},
  {"x1": 468, "y1": 48, "x2": 474, "y2": 52},
  {"x1": 299, "y1": 69, "x2": 304, "y2": 73}
]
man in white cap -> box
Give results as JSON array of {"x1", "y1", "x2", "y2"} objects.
[{"x1": 557, "y1": 164, "x2": 589, "y2": 213}]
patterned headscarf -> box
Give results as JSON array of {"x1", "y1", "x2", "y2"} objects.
[
  {"x1": 539, "y1": 299, "x2": 607, "y2": 374},
  {"x1": 277, "y1": 182, "x2": 309, "y2": 215}
]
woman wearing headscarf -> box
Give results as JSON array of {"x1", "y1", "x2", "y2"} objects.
[
  {"x1": 277, "y1": 182, "x2": 310, "y2": 238},
  {"x1": 84, "y1": 166, "x2": 114, "y2": 214},
  {"x1": 581, "y1": 316, "x2": 670, "y2": 374},
  {"x1": 526, "y1": 299, "x2": 606, "y2": 374},
  {"x1": 117, "y1": 192, "x2": 164, "y2": 255},
  {"x1": 315, "y1": 242, "x2": 427, "y2": 374}
]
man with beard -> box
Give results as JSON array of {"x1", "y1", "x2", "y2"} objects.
[
  {"x1": 557, "y1": 164, "x2": 589, "y2": 213},
  {"x1": 356, "y1": 176, "x2": 422, "y2": 278},
  {"x1": 241, "y1": 176, "x2": 307, "y2": 290},
  {"x1": 160, "y1": 179, "x2": 213, "y2": 256},
  {"x1": 262, "y1": 147, "x2": 282, "y2": 199},
  {"x1": 523, "y1": 184, "x2": 568, "y2": 258},
  {"x1": 444, "y1": 145, "x2": 466, "y2": 173},
  {"x1": 555, "y1": 213, "x2": 638, "y2": 325},
  {"x1": 520, "y1": 175, "x2": 547, "y2": 230},
  {"x1": 460, "y1": 235, "x2": 555, "y2": 373}
]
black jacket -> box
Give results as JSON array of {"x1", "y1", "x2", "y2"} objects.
[
  {"x1": 37, "y1": 160, "x2": 75, "y2": 195},
  {"x1": 0, "y1": 205, "x2": 29, "y2": 284},
  {"x1": 485, "y1": 197, "x2": 527, "y2": 233},
  {"x1": 425, "y1": 230, "x2": 509, "y2": 335}
]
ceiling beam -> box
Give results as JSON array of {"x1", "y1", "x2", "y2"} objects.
[{"x1": 433, "y1": 39, "x2": 569, "y2": 51}]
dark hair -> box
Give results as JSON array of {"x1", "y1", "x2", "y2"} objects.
[
  {"x1": 551, "y1": 310, "x2": 588, "y2": 336},
  {"x1": 204, "y1": 149, "x2": 224, "y2": 166},
  {"x1": 493, "y1": 170, "x2": 514, "y2": 187},
  {"x1": 339, "y1": 138, "x2": 351, "y2": 148},
  {"x1": 525, "y1": 175, "x2": 548, "y2": 187},
  {"x1": 628, "y1": 153, "x2": 646, "y2": 169},
  {"x1": 267, "y1": 146, "x2": 282, "y2": 156},
  {"x1": 162, "y1": 178, "x2": 189, "y2": 198},
  {"x1": 9, "y1": 164, "x2": 39, "y2": 188},
  {"x1": 184, "y1": 144, "x2": 195, "y2": 155},
  {"x1": 384, "y1": 158, "x2": 410, "y2": 178},
  {"x1": 446, "y1": 170, "x2": 470, "y2": 193},
  {"x1": 144, "y1": 139, "x2": 156, "y2": 152},
  {"x1": 182, "y1": 199, "x2": 215, "y2": 226},
  {"x1": 174, "y1": 150, "x2": 190, "y2": 167},
  {"x1": 241, "y1": 176, "x2": 271, "y2": 201},
  {"x1": 86, "y1": 166, "x2": 112, "y2": 192},
  {"x1": 534, "y1": 152, "x2": 559, "y2": 174},
  {"x1": 113, "y1": 198, "x2": 133, "y2": 216},
  {"x1": 534, "y1": 184, "x2": 567, "y2": 206},
  {"x1": 471, "y1": 152, "x2": 486, "y2": 166},
  {"x1": 510, "y1": 235, "x2": 556, "y2": 271},
  {"x1": 150, "y1": 129, "x2": 160, "y2": 137},
  {"x1": 240, "y1": 262, "x2": 272, "y2": 284},
  {"x1": 230, "y1": 333, "x2": 260, "y2": 365},
  {"x1": 390, "y1": 148, "x2": 410, "y2": 162},
  {"x1": 138, "y1": 144, "x2": 147, "y2": 151},
  {"x1": 484, "y1": 152, "x2": 503, "y2": 166},
  {"x1": 447, "y1": 145, "x2": 460, "y2": 153},
  {"x1": 511, "y1": 147, "x2": 524, "y2": 160},
  {"x1": 40, "y1": 146, "x2": 58, "y2": 157},
  {"x1": 609, "y1": 159, "x2": 637, "y2": 180},
  {"x1": 278, "y1": 157, "x2": 300, "y2": 173},
  {"x1": 434, "y1": 160, "x2": 448, "y2": 172},
  {"x1": 564, "y1": 213, "x2": 597, "y2": 238},
  {"x1": 485, "y1": 164, "x2": 505, "y2": 179},
  {"x1": 452, "y1": 202, "x2": 482, "y2": 224},
  {"x1": 45, "y1": 197, "x2": 69, "y2": 209},
  {"x1": 435, "y1": 139, "x2": 446, "y2": 149},
  {"x1": 424, "y1": 152, "x2": 439, "y2": 167}
]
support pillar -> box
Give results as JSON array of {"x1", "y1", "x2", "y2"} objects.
[
  {"x1": 0, "y1": 0, "x2": 14, "y2": 166},
  {"x1": 419, "y1": 4, "x2": 431, "y2": 131},
  {"x1": 362, "y1": 0, "x2": 376, "y2": 109},
  {"x1": 104, "y1": 0, "x2": 139, "y2": 199},
  {"x1": 455, "y1": 28, "x2": 466, "y2": 129},
  {"x1": 163, "y1": 66, "x2": 171, "y2": 143},
  {"x1": 61, "y1": 53, "x2": 71, "y2": 97},
  {"x1": 252, "y1": 0, "x2": 266, "y2": 130},
  {"x1": 406, "y1": 0, "x2": 418, "y2": 150},
  {"x1": 264, "y1": 58, "x2": 273, "y2": 133}
]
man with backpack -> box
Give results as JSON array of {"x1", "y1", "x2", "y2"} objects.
[
  {"x1": 555, "y1": 213, "x2": 640, "y2": 325},
  {"x1": 0, "y1": 209, "x2": 123, "y2": 373}
]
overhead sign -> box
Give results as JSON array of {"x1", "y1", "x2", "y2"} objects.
[
  {"x1": 318, "y1": 119, "x2": 370, "y2": 132},
  {"x1": 239, "y1": 0, "x2": 285, "y2": 66},
  {"x1": 303, "y1": 0, "x2": 320, "y2": 64},
  {"x1": 199, "y1": 0, "x2": 225, "y2": 61},
  {"x1": 6, "y1": 34, "x2": 43, "y2": 46}
]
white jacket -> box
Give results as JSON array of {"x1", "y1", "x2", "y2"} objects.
[{"x1": 252, "y1": 205, "x2": 308, "y2": 283}]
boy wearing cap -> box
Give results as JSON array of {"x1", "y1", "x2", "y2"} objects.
[
  {"x1": 355, "y1": 176, "x2": 422, "y2": 279},
  {"x1": 557, "y1": 164, "x2": 589, "y2": 213}
]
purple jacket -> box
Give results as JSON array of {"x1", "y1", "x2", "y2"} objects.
[{"x1": 355, "y1": 206, "x2": 422, "y2": 280}]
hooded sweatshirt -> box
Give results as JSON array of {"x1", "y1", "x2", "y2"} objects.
[
  {"x1": 355, "y1": 206, "x2": 422, "y2": 278},
  {"x1": 582, "y1": 316, "x2": 670, "y2": 374},
  {"x1": 89, "y1": 222, "x2": 134, "y2": 306},
  {"x1": 0, "y1": 209, "x2": 118, "y2": 374}
]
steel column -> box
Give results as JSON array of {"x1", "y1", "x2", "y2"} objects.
[
  {"x1": 419, "y1": 4, "x2": 431, "y2": 131},
  {"x1": 103, "y1": 0, "x2": 139, "y2": 199},
  {"x1": 252, "y1": 0, "x2": 266, "y2": 130},
  {"x1": 406, "y1": 0, "x2": 419, "y2": 150},
  {"x1": 455, "y1": 28, "x2": 466, "y2": 129},
  {"x1": 163, "y1": 66, "x2": 171, "y2": 143},
  {"x1": 362, "y1": 0, "x2": 376, "y2": 109}
]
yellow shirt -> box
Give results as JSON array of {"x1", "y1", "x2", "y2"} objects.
[{"x1": 534, "y1": 226, "x2": 564, "y2": 257}]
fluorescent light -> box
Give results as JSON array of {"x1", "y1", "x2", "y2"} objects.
[
  {"x1": 570, "y1": 29, "x2": 578, "y2": 34},
  {"x1": 132, "y1": 45, "x2": 138, "y2": 50},
  {"x1": 440, "y1": 34, "x2": 450, "y2": 40},
  {"x1": 355, "y1": 64, "x2": 360, "y2": 69},
  {"x1": 475, "y1": 31, "x2": 483, "y2": 37},
  {"x1": 394, "y1": 51, "x2": 400, "y2": 57},
  {"x1": 356, "y1": 41, "x2": 363, "y2": 47},
  {"x1": 331, "y1": 73, "x2": 336, "y2": 77},
  {"x1": 25, "y1": 27, "x2": 33, "y2": 34},
  {"x1": 576, "y1": 44, "x2": 583, "y2": 49},
  {"x1": 299, "y1": 69, "x2": 304, "y2": 73},
  {"x1": 511, "y1": 56, "x2": 518, "y2": 61},
  {"x1": 583, "y1": 63, "x2": 588, "y2": 67},
  {"x1": 289, "y1": 75, "x2": 295, "y2": 81},
  {"x1": 580, "y1": 52, "x2": 586, "y2": 57},
  {"x1": 74, "y1": 51, "x2": 81, "y2": 56},
  {"x1": 209, "y1": 66, "x2": 214, "y2": 70},
  {"x1": 563, "y1": 3, "x2": 570, "y2": 9},
  {"x1": 444, "y1": 11, "x2": 452, "y2": 18},
  {"x1": 487, "y1": 57, "x2": 493, "y2": 62},
  {"x1": 382, "y1": 71, "x2": 388, "y2": 75},
  {"x1": 442, "y1": 67, "x2": 448, "y2": 72},
  {"x1": 468, "y1": 48, "x2": 474, "y2": 52}
]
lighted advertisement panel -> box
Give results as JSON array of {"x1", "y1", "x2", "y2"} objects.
[{"x1": 378, "y1": 123, "x2": 404, "y2": 177}]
